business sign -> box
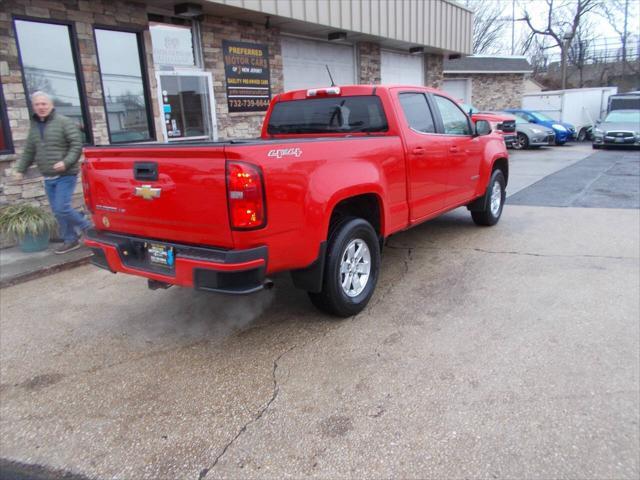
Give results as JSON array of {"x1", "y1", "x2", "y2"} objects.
[
  {"x1": 150, "y1": 24, "x2": 195, "y2": 67},
  {"x1": 222, "y1": 40, "x2": 270, "y2": 112}
]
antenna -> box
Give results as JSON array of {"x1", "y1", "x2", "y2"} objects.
[{"x1": 325, "y1": 65, "x2": 336, "y2": 87}]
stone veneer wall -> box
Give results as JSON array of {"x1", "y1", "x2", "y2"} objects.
[
  {"x1": 200, "y1": 15, "x2": 283, "y2": 140},
  {"x1": 0, "y1": 0, "x2": 155, "y2": 213},
  {"x1": 424, "y1": 53, "x2": 444, "y2": 88},
  {"x1": 445, "y1": 73, "x2": 524, "y2": 110},
  {"x1": 357, "y1": 42, "x2": 381, "y2": 84}
]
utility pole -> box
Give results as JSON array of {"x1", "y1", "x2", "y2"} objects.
[
  {"x1": 561, "y1": 32, "x2": 573, "y2": 90},
  {"x1": 622, "y1": 0, "x2": 629, "y2": 79},
  {"x1": 511, "y1": 0, "x2": 515, "y2": 56}
]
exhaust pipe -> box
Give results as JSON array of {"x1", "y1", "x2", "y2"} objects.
[
  {"x1": 148, "y1": 279, "x2": 173, "y2": 290},
  {"x1": 263, "y1": 278, "x2": 274, "y2": 290}
]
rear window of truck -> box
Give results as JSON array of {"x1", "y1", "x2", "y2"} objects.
[{"x1": 267, "y1": 95, "x2": 388, "y2": 134}]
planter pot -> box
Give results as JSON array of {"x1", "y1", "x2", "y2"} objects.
[{"x1": 19, "y1": 231, "x2": 50, "y2": 253}]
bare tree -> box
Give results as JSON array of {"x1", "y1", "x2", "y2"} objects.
[
  {"x1": 566, "y1": 19, "x2": 597, "y2": 87},
  {"x1": 463, "y1": 0, "x2": 510, "y2": 54},
  {"x1": 598, "y1": 0, "x2": 639, "y2": 75},
  {"x1": 520, "y1": 0, "x2": 602, "y2": 88}
]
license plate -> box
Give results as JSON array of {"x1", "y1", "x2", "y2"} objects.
[
  {"x1": 147, "y1": 243, "x2": 174, "y2": 267},
  {"x1": 615, "y1": 138, "x2": 624, "y2": 143}
]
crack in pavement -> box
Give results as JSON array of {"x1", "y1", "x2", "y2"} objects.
[
  {"x1": 198, "y1": 344, "x2": 298, "y2": 479},
  {"x1": 385, "y1": 243, "x2": 638, "y2": 261}
]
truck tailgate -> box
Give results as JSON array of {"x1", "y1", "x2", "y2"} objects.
[{"x1": 83, "y1": 145, "x2": 233, "y2": 248}]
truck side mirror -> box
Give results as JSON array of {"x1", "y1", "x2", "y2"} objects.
[{"x1": 475, "y1": 120, "x2": 491, "y2": 136}]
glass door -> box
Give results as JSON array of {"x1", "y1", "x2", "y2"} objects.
[{"x1": 156, "y1": 71, "x2": 217, "y2": 142}]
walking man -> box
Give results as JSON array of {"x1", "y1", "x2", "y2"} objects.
[{"x1": 14, "y1": 91, "x2": 90, "y2": 254}]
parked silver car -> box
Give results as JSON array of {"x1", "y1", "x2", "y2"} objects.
[
  {"x1": 511, "y1": 116, "x2": 555, "y2": 149},
  {"x1": 592, "y1": 109, "x2": 640, "y2": 149}
]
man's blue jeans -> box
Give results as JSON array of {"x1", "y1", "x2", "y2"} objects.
[{"x1": 44, "y1": 175, "x2": 91, "y2": 243}]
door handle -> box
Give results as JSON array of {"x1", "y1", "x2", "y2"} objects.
[
  {"x1": 449, "y1": 146, "x2": 460, "y2": 153},
  {"x1": 412, "y1": 147, "x2": 426, "y2": 155},
  {"x1": 134, "y1": 162, "x2": 158, "y2": 181}
]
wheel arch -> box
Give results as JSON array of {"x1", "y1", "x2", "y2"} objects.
[
  {"x1": 492, "y1": 157, "x2": 509, "y2": 186},
  {"x1": 291, "y1": 191, "x2": 385, "y2": 294}
]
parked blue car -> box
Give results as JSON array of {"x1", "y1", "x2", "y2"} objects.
[{"x1": 504, "y1": 109, "x2": 576, "y2": 145}]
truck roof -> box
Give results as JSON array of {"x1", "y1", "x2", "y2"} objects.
[{"x1": 274, "y1": 84, "x2": 445, "y2": 102}]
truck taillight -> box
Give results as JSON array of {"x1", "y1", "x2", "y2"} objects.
[
  {"x1": 81, "y1": 161, "x2": 94, "y2": 214},
  {"x1": 226, "y1": 161, "x2": 266, "y2": 230}
]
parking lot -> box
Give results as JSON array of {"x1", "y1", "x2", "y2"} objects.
[{"x1": 1, "y1": 145, "x2": 639, "y2": 479}]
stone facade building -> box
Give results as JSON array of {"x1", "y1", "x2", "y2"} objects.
[
  {"x1": 0, "y1": 0, "x2": 473, "y2": 215},
  {"x1": 442, "y1": 56, "x2": 533, "y2": 110}
]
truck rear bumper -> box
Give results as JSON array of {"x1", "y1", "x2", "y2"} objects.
[{"x1": 85, "y1": 229, "x2": 267, "y2": 294}]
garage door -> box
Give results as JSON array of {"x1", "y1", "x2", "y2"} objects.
[
  {"x1": 381, "y1": 50, "x2": 424, "y2": 85},
  {"x1": 281, "y1": 36, "x2": 355, "y2": 91},
  {"x1": 442, "y1": 79, "x2": 471, "y2": 104}
]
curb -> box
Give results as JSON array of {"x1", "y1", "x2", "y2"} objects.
[{"x1": 0, "y1": 253, "x2": 92, "y2": 289}]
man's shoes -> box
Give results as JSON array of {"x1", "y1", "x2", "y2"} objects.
[{"x1": 54, "y1": 240, "x2": 81, "y2": 255}]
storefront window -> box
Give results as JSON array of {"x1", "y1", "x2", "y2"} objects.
[
  {"x1": 0, "y1": 82, "x2": 13, "y2": 154},
  {"x1": 95, "y1": 28, "x2": 153, "y2": 143},
  {"x1": 14, "y1": 19, "x2": 91, "y2": 143}
]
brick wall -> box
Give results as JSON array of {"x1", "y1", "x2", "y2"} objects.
[
  {"x1": 357, "y1": 42, "x2": 381, "y2": 84},
  {"x1": 445, "y1": 73, "x2": 524, "y2": 110}
]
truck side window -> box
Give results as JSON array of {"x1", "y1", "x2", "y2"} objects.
[
  {"x1": 399, "y1": 93, "x2": 436, "y2": 133},
  {"x1": 434, "y1": 95, "x2": 472, "y2": 136}
]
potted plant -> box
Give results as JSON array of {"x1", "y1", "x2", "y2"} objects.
[{"x1": 0, "y1": 203, "x2": 56, "y2": 252}]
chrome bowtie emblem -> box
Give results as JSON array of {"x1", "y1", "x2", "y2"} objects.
[{"x1": 134, "y1": 185, "x2": 161, "y2": 200}]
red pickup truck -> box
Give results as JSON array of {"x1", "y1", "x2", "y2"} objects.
[{"x1": 83, "y1": 85, "x2": 508, "y2": 316}]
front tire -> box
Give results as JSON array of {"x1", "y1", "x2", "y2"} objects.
[
  {"x1": 308, "y1": 218, "x2": 380, "y2": 317},
  {"x1": 471, "y1": 170, "x2": 506, "y2": 226},
  {"x1": 513, "y1": 132, "x2": 529, "y2": 150},
  {"x1": 578, "y1": 128, "x2": 588, "y2": 142}
]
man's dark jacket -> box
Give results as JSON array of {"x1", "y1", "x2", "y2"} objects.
[{"x1": 16, "y1": 110, "x2": 82, "y2": 176}]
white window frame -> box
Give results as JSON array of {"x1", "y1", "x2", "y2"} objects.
[{"x1": 155, "y1": 70, "x2": 218, "y2": 142}]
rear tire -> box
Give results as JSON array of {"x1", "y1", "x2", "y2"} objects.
[
  {"x1": 308, "y1": 218, "x2": 380, "y2": 317},
  {"x1": 471, "y1": 170, "x2": 506, "y2": 227}
]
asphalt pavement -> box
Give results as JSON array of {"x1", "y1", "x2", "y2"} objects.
[{"x1": 1, "y1": 146, "x2": 638, "y2": 479}]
